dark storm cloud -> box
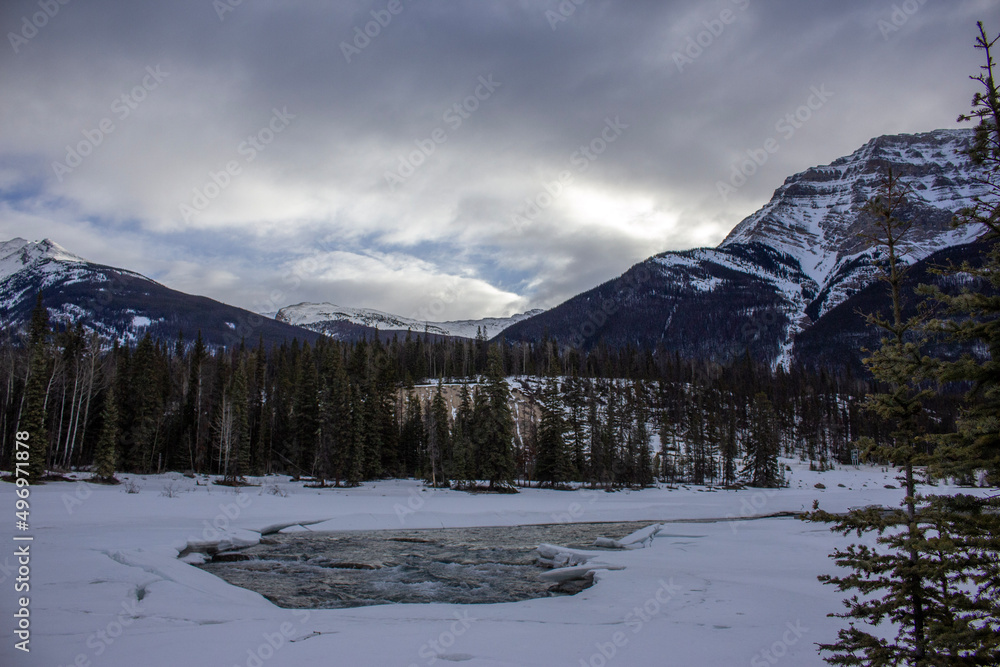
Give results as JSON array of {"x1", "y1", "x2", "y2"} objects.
[{"x1": 0, "y1": 0, "x2": 993, "y2": 317}]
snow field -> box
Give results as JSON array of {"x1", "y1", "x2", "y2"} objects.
[{"x1": 0, "y1": 460, "x2": 992, "y2": 666}]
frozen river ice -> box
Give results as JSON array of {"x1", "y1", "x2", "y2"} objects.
[{"x1": 199, "y1": 521, "x2": 654, "y2": 608}]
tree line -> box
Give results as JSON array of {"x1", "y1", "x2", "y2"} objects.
[{"x1": 1, "y1": 298, "x2": 963, "y2": 491}]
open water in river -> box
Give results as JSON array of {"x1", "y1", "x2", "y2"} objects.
[{"x1": 199, "y1": 521, "x2": 657, "y2": 609}]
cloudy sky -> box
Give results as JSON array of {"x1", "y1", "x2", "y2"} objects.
[{"x1": 0, "y1": 0, "x2": 994, "y2": 320}]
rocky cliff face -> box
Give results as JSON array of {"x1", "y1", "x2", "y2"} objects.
[
  {"x1": 502, "y1": 129, "x2": 991, "y2": 368},
  {"x1": 722, "y1": 129, "x2": 983, "y2": 319}
]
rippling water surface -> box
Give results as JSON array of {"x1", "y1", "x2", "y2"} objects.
[{"x1": 199, "y1": 521, "x2": 655, "y2": 609}]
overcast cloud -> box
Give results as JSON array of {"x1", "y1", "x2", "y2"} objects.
[{"x1": 0, "y1": 0, "x2": 994, "y2": 318}]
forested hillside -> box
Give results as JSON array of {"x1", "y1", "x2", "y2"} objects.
[{"x1": 0, "y1": 305, "x2": 964, "y2": 490}]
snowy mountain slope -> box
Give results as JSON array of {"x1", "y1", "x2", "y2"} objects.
[
  {"x1": 276, "y1": 302, "x2": 545, "y2": 340},
  {"x1": 1, "y1": 237, "x2": 86, "y2": 277},
  {"x1": 0, "y1": 237, "x2": 148, "y2": 308},
  {"x1": 502, "y1": 129, "x2": 993, "y2": 368},
  {"x1": 721, "y1": 129, "x2": 986, "y2": 325},
  {"x1": 722, "y1": 129, "x2": 985, "y2": 286},
  {"x1": 0, "y1": 238, "x2": 321, "y2": 348}
]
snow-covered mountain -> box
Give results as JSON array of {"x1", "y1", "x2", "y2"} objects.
[
  {"x1": 276, "y1": 302, "x2": 545, "y2": 340},
  {"x1": 720, "y1": 128, "x2": 984, "y2": 323},
  {"x1": 502, "y1": 129, "x2": 992, "y2": 368},
  {"x1": 0, "y1": 238, "x2": 321, "y2": 348},
  {"x1": 0, "y1": 237, "x2": 155, "y2": 337},
  {"x1": 1, "y1": 237, "x2": 128, "y2": 299},
  {"x1": 5, "y1": 129, "x2": 989, "y2": 368}
]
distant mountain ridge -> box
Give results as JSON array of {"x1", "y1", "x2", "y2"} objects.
[
  {"x1": 4, "y1": 129, "x2": 990, "y2": 368},
  {"x1": 501, "y1": 128, "x2": 992, "y2": 368},
  {"x1": 276, "y1": 302, "x2": 545, "y2": 340},
  {"x1": 0, "y1": 238, "x2": 541, "y2": 348},
  {"x1": 0, "y1": 238, "x2": 322, "y2": 348}
]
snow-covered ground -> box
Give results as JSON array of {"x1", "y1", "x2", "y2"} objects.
[{"x1": 1, "y1": 461, "x2": 991, "y2": 666}]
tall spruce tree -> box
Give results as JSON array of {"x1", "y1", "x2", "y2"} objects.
[
  {"x1": 316, "y1": 345, "x2": 351, "y2": 486},
  {"x1": 687, "y1": 394, "x2": 708, "y2": 485},
  {"x1": 123, "y1": 333, "x2": 162, "y2": 472},
  {"x1": 481, "y1": 345, "x2": 516, "y2": 491},
  {"x1": 741, "y1": 392, "x2": 781, "y2": 488},
  {"x1": 633, "y1": 409, "x2": 654, "y2": 487},
  {"x1": 92, "y1": 380, "x2": 119, "y2": 483},
  {"x1": 23, "y1": 294, "x2": 51, "y2": 483},
  {"x1": 182, "y1": 331, "x2": 208, "y2": 472},
  {"x1": 249, "y1": 341, "x2": 268, "y2": 475},
  {"x1": 808, "y1": 168, "x2": 1000, "y2": 666},
  {"x1": 922, "y1": 22, "x2": 1000, "y2": 483},
  {"x1": 563, "y1": 376, "x2": 589, "y2": 479},
  {"x1": 908, "y1": 23, "x2": 1000, "y2": 663},
  {"x1": 399, "y1": 388, "x2": 424, "y2": 478},
  {"x1": 605, "y1": 382, "x2": 625, "y2": 487},
  {"x1": 587, "y1": 387, "x2": 607, "y2": 487},
  {"x1": 470, "y1": 384, "x2": 490, "y2": 483},
  {"x1": 368, "y1": 339, "x2": 399, "y2": 477},
  {"x1": 292, "y1": 344, "x2": 319, "y2": 477},
  {"x1": 224, "y1": 357, "x2": 251, "y2": 484},
  {"x1": 345, "y1": 382, "x2": 365, "y2": 487},
  {"x1": 426, "y1": 381, "x2": 450, "y2": 487},
  {"x1": 450, "y1": 383, "x2": 473, "y2": 487},
  {"x1": 535, "y1": 377, "x2": 572, "y2": 487}
]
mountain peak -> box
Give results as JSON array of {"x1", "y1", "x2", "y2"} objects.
[
  {"x1": 0, "y1": 237, "x2": 90, "y2": 285},
  {"x1": 719, "y1": 127, "x2": 984, "y2": 285},
  {"x1": 0, "y1": 237, "x2": 323, "y2": 349},
  {"x1": 0, "y1": 237, "x2": 29, "y2": 256},
  {"x1": 501, "y1": 126, "x2": 989, "y2": 369},
  {"x1": 0, "y1": 237, "x2": 87, "y2": 267},
  {"x1": 39, "y1": 238, "x2": 87, "y2": 263}
]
